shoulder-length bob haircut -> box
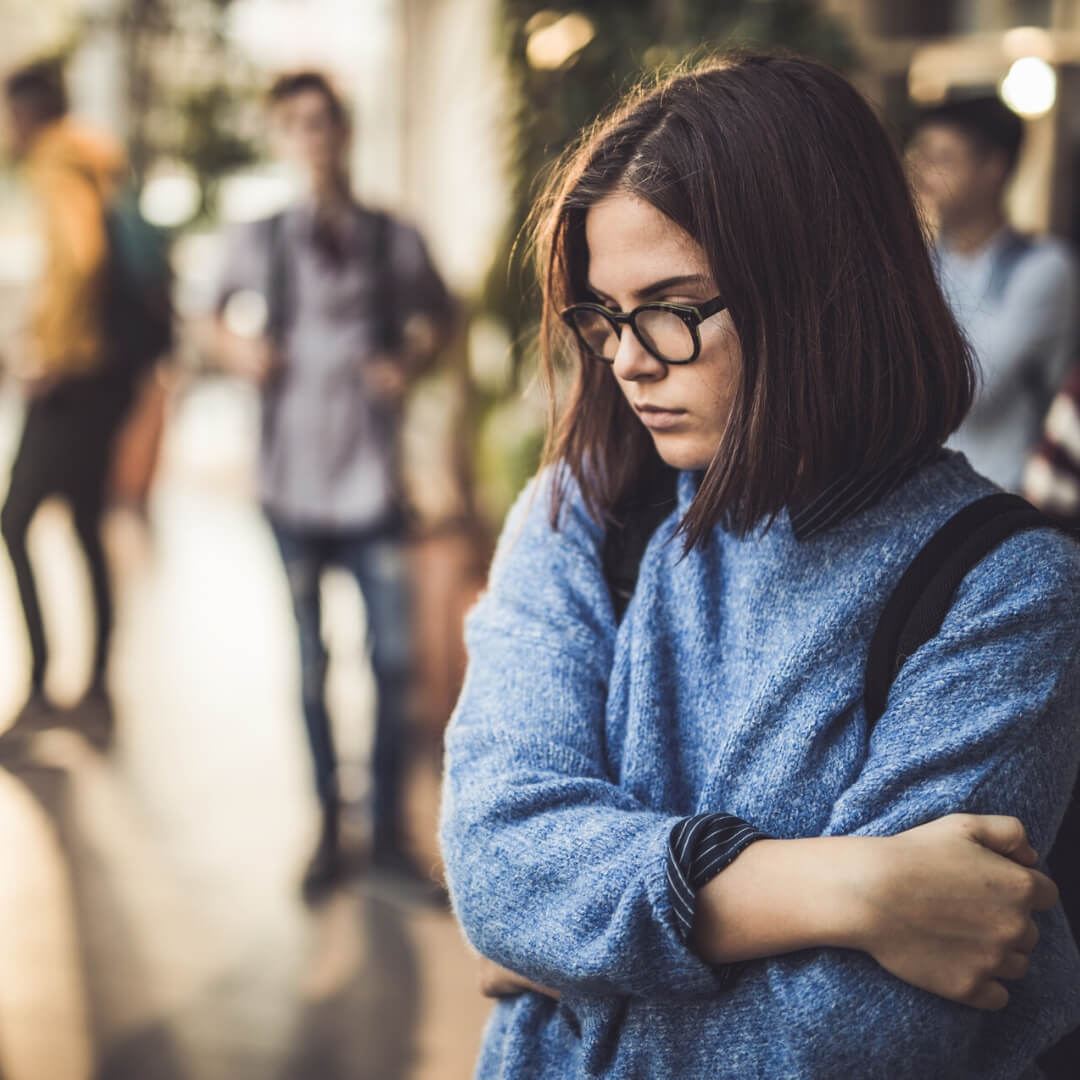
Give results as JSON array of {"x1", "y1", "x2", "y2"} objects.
[{"x1": 533, "y1": 52, "x2": 975, "y2": 547}]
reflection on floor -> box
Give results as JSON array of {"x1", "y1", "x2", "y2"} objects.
[{"x1": 0, "y1": 378, "x2": 489, "y2": 1080}]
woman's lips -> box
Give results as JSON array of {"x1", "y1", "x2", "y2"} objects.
[{"x1": 635, "y1": 404, "x2": 687, "y2": 430}]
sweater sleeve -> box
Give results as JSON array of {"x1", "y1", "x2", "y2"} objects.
[
  {"x1": 439, "y1": 472, "x2": 732, "y2": 999},
  {"x1": 716, "y1": 527, "x2": 1080, "y2": 1078}
]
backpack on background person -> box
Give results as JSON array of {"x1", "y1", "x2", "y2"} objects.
[
  {"x1": 99, "y1": 185, "x2": 175, "y2": 379},
  {"x1": 94, "y1": 181, "x2": 177, "y2": 509}
]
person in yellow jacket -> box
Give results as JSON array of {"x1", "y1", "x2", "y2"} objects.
[{"x1": 1, "y1": 61, "x2": 133, "y2": 734}]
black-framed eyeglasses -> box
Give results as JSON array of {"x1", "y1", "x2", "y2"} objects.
[{"x1": 560, "y1": 296, "x2": 726, "y2": 365}]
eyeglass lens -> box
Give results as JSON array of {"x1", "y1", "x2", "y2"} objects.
[{"x1": 568, "y1": 307, "x2": 696, "y2": 363}]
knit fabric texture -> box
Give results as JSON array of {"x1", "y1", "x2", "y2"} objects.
[{"x1": 439, "y1": 451, "x2": 1080, "y2": 1079}]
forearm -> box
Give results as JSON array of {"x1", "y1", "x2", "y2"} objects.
[{"x1": 691, "y1": 835, "x2": 871, "y2": 964}]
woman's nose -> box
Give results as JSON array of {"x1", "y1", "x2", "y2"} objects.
[{"x1": 610, "y1": 326, "x2": 665, "y2": 382}]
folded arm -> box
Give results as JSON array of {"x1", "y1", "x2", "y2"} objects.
[
  {"x1": 698, "y1": 528, "x2": 1080, "y2": 1077},
  {"x1": 441, "y1": 476, "x2": 773, "y2": 998}
]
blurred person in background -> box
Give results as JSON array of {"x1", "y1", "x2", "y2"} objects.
[
  {"x1": 1023, "y1": 358, "x2": 1080, "y2": 526},
  {"x1": 210, "y1": 72, "x2": 455, "y2": 899},
  {"x1": 909, "y1": 97, "x2": 1079, "y2": 491},
  {"x1": 0, "y1": 61, "x2": 133, "y2": 735}
]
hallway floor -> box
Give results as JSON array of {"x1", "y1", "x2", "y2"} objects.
[{"x1": 0, "y1": 377, "x2": 490, "y2": 1080}]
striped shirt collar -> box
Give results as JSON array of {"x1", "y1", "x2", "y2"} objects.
[{"x1": 789, "y1": 447, "x2": 940, "y2": 541}]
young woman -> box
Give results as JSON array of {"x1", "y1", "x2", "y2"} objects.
[{"x1": 439, "y1": 54, "x2": 1080, "y2": 1077}]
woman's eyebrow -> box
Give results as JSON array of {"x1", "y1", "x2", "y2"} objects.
[
  {"x1": 584, "y1": 274, "x2": 711, "y2": 304},
  {"x1": 637, "y1": 274, "x2": 711, "y2": 299}
]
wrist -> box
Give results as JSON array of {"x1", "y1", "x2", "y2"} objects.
[
  {"x1": 809, "y1": 835, "x2": 887, "y2": 952},
  {"x1": 690, "y1": 836, "x2": 883, "y2": 964},
  {"x1": 765, "y1": 837, "x2": 882, "y2": 953}
]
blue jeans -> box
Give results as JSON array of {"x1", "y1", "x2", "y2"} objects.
[{"x1": 270, "y1": 516, "x2": 411, "y2": 850}]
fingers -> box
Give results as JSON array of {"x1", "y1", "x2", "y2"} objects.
[
  {"x1": 481, "y1": 980, "x2": 519, "y2": 998},
  {"x1": 994, "y1": 951, "x2": 1031, "y2": 981},
  {"x1": 962, "y1": 814, "x2": 1037, "y2": 865},
  {"x1": 481, "y1": 974, "x2": 561, "y2": 1001},
  {"x1": 1015, "y1": 919, "x2": 1040, "y2": 954},
  {"x1": 965, "y1": 980, "x2": 1010, "y2": 1012},
  {"x1": 479, "y1": 969, "x2": 526, "y2": 998},
  {"x1": 1028, "y1": 869, "x2": 1060, "y2": 912}
]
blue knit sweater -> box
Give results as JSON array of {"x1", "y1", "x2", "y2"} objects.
[{"x1": 439, "y1": 452, "x2": 1080, "y2": 1079}]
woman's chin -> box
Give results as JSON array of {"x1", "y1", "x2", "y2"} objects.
[{"x1": 649, "y1": 431, "x2": 715, "y2": 472}]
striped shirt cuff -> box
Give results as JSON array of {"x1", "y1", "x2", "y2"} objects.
[{"x1": 667, "y1": 813, "x2": 772, "y2": 943}]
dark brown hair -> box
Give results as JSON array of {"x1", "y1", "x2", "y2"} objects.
[
  {"x1": 533, "y1": 52, "x2": 975, "y2": 547},
  {"x1": 5, "y1": 60, "x2": 68, "y2": 125},
  {"x1": 915, "y1": 96, "x2": 1025, "y2": 175},
  {"x1": 267, "y1": 70, "x2": 348, "y2": 130}
]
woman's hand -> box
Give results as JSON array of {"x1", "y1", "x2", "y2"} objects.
[
  {"x1": 691, "y1": 814, "x2": 1057, "y2": 1012},
  {"x1": 478, "y1": 958, "x2": 560, "y2": 1001},
  {"x1": 841, "y1": 814, "x2": 1058, "y2": 1011}
]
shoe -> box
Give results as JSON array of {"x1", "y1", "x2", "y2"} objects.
[
  {"x1": 370, "y1": 842, "x2": 450, "y2": 909},
  {"x1": 75, "y1": 679, "x2": 115, "y2": 751},
  {"x1": 301, "y1": 807, "x2": 343, "y2": 903},
  {"x1": 0, "y1": 690, "x2": 55, "y2": 763},
  {"x1": 2, "y1": 689, "x2": 56, "y2": 741}
]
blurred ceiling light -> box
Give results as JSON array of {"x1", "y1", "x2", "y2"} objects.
[
  {"x1": 1003, "y1": 26, "x2": 1053, "y2": 62},
  {"x1": 1000, "y1": 56, "x2": 1057, "y2": 118},
  {"x1": 526, "y1": 12, "x2": 596, "y2": 70},
  {"x1": 140, "y1": 165, "x2": 201, "y2": 229}
]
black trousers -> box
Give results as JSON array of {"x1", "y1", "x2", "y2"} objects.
[{"x1": 1, "y1": 373, "x2": 132, "y2": 691}]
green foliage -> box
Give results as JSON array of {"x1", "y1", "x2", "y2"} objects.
[
  {"x1": 175, "y1": 82, "x2": 259, "y2": 220},
  {"x1": 111, "y1": 0, "x2": 260, "y2": 221}
]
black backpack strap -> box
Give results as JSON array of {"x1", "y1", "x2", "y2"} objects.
[
  {"x1": 370, "y1": 210, "x2": 400, "y2": 353},
  {"x1": 987, "y1": 229, "x2": 1034, "y2": 305},
  {"x1": 265, "y1": 211, "x2": 289, "y2": 344},
  {"x1": 864, "y1": 492, "x2": 1080, "y2": 1076},
  {"x1": 602, "y1": 460, "x2": 679, "y2": 623},
  {"x1": 260, "y1": 212, "x2": 290, "y2": 451},
  {"x1": 864, "y1": 493, "x2": 1058, "y2": 728}
]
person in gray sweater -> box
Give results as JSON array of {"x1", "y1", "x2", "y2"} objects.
[
  {"x1": 910, "y1": 97, "x2": 1079, "y2": 491},
  {"x1": 439, "y1": 54, "x2": 1080, "y2": 1078}
]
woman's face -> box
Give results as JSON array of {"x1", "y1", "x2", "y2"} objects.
[{"x1": 584, "y1": 192, "x2": 740, "y2": 471}]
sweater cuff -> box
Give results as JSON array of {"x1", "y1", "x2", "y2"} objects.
[{"x1": 667, "y1": 813, "x2": 772, "y2": 944}]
